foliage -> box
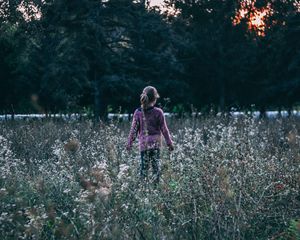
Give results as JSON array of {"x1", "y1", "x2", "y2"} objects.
[
  {"x1": 0, "y1": 116, "x2": 299, "y2": 239},
  {"x1": 0, "y1": 0, "x2": 300, "y2": 116}
]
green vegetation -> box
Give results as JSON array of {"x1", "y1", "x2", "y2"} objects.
[
  {"x1": 1, "y1": 0, "x2": 300, "y2": 117},
  {"x1": 0, "y1": 116, "x2": 299, "y2": 239}
]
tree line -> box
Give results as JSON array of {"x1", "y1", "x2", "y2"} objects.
[{"x1": 0, "y1": 0, "x2": 299, "y2": 118}]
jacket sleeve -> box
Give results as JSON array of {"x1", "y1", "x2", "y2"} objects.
[
  {"x1": 127, "y1": 110, "x2": 139, "y2": 148},
  {"x1": 159, "y1": 109, "x2": 173, "y2": 146}
]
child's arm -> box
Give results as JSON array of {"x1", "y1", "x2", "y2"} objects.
[
  {"x1": 159, "y1": 109, "x2": 174, "y2": 150},
  {"x1": 126, "y1": 110, "x2": 139, "y2": 150}
]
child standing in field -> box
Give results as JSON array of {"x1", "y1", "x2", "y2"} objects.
[{"x1": 126, "y1": 86, "x2": 174, "y2": 185}]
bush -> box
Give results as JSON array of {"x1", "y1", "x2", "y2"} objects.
[{"x1": 0, "y1": 116, "x2": 299, "y2": 239}]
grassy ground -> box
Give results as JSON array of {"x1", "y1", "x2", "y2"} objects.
[{"x1": 0, "y1": 115, "x2": 299, "y2": 239}]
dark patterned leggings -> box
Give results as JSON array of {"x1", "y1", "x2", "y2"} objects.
[{"x1": 140, "y1": 148, "x2": 160, "y2": 184}]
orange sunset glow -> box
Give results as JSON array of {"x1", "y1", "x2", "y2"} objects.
[
  {"x1": 150, "y1": 0, "x2": 274, "y2": 36},
  {"x1": 234, "y1": 0, "x2": 273, "y2": 36}
]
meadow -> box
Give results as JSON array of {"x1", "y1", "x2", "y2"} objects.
[{"x1": 0, "y1": 115, "x2": 299, "y2": 239}]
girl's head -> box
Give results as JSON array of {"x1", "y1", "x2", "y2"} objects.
[{"x1": 140, "y1": 86, "x2": 160, "y2": 109}]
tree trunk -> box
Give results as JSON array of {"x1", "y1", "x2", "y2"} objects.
[
  {"x1": 277, "y1": 105, "x2": 282, "y2": 117},
  {"x1": 94, "y1": 72, "x2": 107, "y2": 122},
  {"x1": 94, "y1": 71, "x2": 101, "y2": 122},
  {"x1": 10, "y1": 104, "x2": 15, "y2": 121},
  {"x1": 287, "y1": 105, "x2": 293, "y2": 117},
  {"x1": 218, "y1": 78, "x2": 225, "y2": 113},
  {"x1": 259, "y1": 105, "x2": 266, "y2": 118},
  {"x1": 217, "y1": 44, "x2": 226, "y2": 114}
]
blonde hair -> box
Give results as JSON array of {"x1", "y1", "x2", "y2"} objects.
[{"x1": 140, "y1": 86, "x2": 160, "y2": 109}]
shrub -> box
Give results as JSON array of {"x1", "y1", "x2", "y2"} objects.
[{"x1": 0, "y1": 116, "x2": 299, "y2": 239}]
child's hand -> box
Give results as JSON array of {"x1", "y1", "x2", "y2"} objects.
[{"x1": 168, "y1": 144, "x2": 174, "y2": 151}]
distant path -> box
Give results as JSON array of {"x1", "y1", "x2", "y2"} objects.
[{"x1": 1, "y1": 111, "x2": 300, "y2": 121}]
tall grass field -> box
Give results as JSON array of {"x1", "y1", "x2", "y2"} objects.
[{"x1": 0, "y1": 116, "x2": 299, "y2": 239}]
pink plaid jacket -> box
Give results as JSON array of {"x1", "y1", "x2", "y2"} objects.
[{"x1": 127, "y1": 106, "x2": 173, "y2": 152}]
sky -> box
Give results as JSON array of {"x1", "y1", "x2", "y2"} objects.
[
  {"x1": 149, "y1": 0, "x2": 271, "y2": 36},
  {"x1": 149, "y1": 0, "x2": 164, "y2": 7},
  {"x1": 17, "y1": 0, "x2": 285, "y2": 36}
]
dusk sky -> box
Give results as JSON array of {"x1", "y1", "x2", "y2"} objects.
[{"x1": 150, "y1": 0, "x2": 164, "y2": 7}]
